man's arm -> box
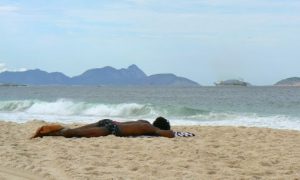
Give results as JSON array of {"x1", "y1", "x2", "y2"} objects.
[{"x1": 155, "y1": 129, "x2": 175, "y2": 138}]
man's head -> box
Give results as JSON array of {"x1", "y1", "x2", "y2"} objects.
[{"x1": 153, "y1": 117, "x2": 171, "y2": 130}]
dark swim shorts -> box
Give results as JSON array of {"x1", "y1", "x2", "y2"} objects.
[{"x1": 97, "y1": 119, "x2": 120, "y2": 136}]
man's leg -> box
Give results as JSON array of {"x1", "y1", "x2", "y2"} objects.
[
  {"x1": 74, "y1": 121, "x2": 102, "y2": 129},
  {"x1": 31, "y1": 124, "x2": 64, "y2": 138},
  {"x1": 62, "y1": 127, "x2": 111, "y2": 138},
  {"x1": 31, "y1": 125, "x2": 111, "y2": 138}
]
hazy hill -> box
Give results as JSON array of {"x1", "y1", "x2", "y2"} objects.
[
  {"x1": 0, "y1": 69, "x2": 70, "y2": 85},
  {"x1": 146, "y1": 74, "x2": 198, "y2": 86},
  {"x1": 0, "y1": 65, "x2": 199, "y2": 86},
  {"x1": 275, "y1": 77, "x2": 300, "y2": 86}
]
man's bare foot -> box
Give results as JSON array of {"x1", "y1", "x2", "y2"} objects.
[{"x1": 31, "y1": 124, "x2": 64, "y2": 138}]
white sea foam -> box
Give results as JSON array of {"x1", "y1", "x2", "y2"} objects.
[
  {"x1": 26, "y1": 99, "x2": 78, "y2": 115},
  {"x1": 184, "y1": 114, "x2": 300, "y2": 131}
]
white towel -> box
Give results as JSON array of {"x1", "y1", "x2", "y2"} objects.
[{"x1": 174, "y1": 131, "x2": 195, "y2": 137}]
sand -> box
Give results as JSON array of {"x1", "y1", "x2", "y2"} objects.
[{"x1": 1, "y1": 120, "x2": 300, "y2": 179}]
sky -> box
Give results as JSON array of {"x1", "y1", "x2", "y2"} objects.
[{"x1": 0, "y1": 0, "x2": 299, "y2": 85}]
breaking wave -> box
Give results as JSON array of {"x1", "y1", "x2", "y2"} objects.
[
  {"x1": 1, "y1": 99, "x2": 300, "y2": 130},
  {"x1": 0, "y1": 99, "x2": 209, "y2": 118}
]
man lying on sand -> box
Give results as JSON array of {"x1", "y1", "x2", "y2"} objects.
[{"x1": 31, "y1": 117, "x2": 194, "y2": 138}]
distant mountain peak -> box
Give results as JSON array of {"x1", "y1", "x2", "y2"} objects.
[
  {"x1": 102, "y1": 66, "x2": 115, "y2": 70},
  {"x1": 128, "y1": 64, "x2": 138, "y2": 69},
  {"x1": 126, "y1": 64, "x2": 147, "y2": 78},
  {"x1": 28, "y1": 69, "x2": 44, "y2": 72}
]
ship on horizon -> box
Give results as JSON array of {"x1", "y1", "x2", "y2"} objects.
[{"x1": 214, "y1": 79, "x2": 249, "y2": 86}]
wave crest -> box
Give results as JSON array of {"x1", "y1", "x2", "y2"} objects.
[{"x1": 0, "y1": 99, "x2": 213, "y2": 119}]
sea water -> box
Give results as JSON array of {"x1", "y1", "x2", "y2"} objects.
[{"x1": 1, "y1": 86, "x2": 300, "y2": 130}]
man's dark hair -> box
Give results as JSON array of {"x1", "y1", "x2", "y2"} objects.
[{"x1": 153, "y1": 117, "x2": 171, "y2": 130}]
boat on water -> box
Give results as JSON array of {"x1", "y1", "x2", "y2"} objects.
[
  {"x1": 214, "y1": 79, "x2": 248, "y2": 86},
  {"x1": 0, "y1": 83, "x2": 27, "y2": 87}
]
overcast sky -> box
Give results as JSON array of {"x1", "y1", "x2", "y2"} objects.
[{"x1": 0, "y1": 0, "x2": 299, "y2": 85}]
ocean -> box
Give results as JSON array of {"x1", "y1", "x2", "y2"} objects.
[{"x1": 1, "y1": 86, "x2": 300, "y2": 130}]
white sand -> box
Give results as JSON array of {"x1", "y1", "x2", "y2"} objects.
[{"x1": 1, "y1": 120, "x2": 300, "y2": 179}]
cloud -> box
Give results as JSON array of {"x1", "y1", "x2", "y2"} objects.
[
  {"x1": 0, "y1": 63, "x2": 8, "y2": 72},
  {"x1": 0, "y1": 63, "x2": 27, "y2": 72},
  {"x1": 51, "y1": 0, "x2": 299, "y2": 39},
  {"x1": 0, "y1": 5, "x2": 19, "y2": 13}
]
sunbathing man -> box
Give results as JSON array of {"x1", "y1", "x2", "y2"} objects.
[{"x1": 31, "y1": 117, "x2": 176, "y2": 138}]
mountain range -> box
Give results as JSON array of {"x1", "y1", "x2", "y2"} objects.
[{"x1": 0, "y1": 64, "x2": 199, "y2": 86}]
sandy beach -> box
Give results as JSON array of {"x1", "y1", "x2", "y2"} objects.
[{"x1": 1, "y1": 120, "x2": 300, "y2": 179}]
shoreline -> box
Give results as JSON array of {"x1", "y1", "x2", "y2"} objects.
[{"x1": 1, "y1": 120, "x2": 300, "y2": 179}]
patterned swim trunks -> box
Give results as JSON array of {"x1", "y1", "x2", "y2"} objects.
[{"x1": 97, "y1": 119, "x2": 120, "y2": 136}]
